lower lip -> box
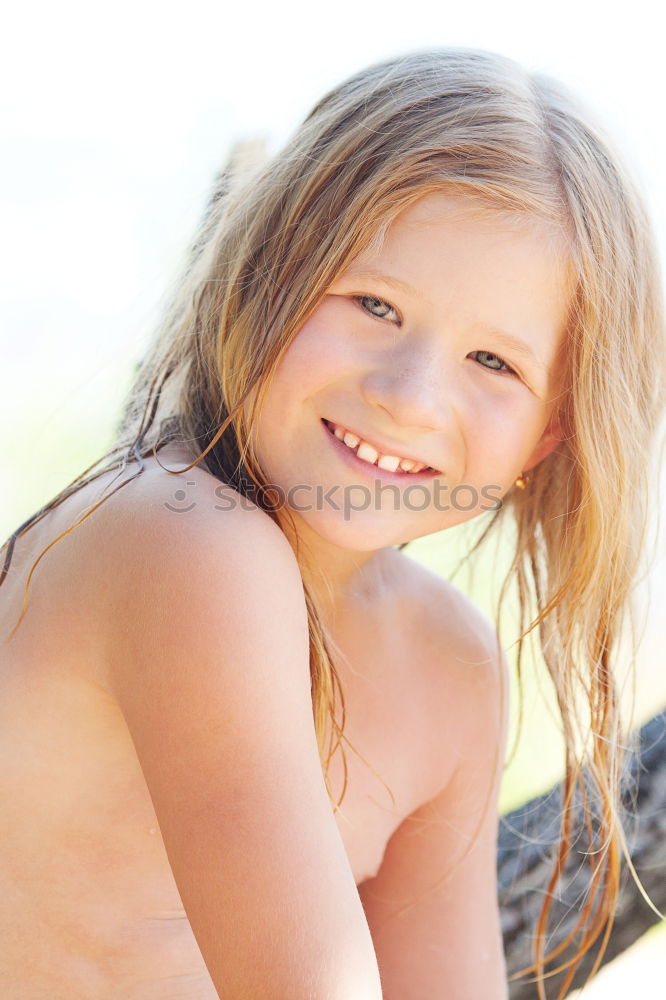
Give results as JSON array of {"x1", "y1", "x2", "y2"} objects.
[{"x1": 321, "y1": 419, "x2": 439, "y2": 486}]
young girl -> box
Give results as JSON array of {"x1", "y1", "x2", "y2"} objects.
[{"x1": 1, "y1": 47, "x2": 664, "y2": 1000}]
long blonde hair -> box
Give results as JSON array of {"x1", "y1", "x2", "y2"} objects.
[{"x1": 3, "y1": 48, "x2": 665, "y2": 997}]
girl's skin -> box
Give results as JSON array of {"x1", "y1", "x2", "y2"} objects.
[
  {"x1": 256, "y1": 193, "x2": 571, "y2": 618},
  {"x1": 0, "y1": 192, "x2": 573, "y2": 998}
]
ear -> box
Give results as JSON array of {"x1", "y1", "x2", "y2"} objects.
[{"x1": 522, "y1": 411, "x2": 564, "y2": 473}]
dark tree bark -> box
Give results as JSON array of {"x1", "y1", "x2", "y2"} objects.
[{"x1": 499, "y1": 708, "x2": 666, "y2": 999}]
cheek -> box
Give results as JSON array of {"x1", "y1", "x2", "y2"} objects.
[
  {"x1": 255, "y1": 318, "x2": 346, "y2": 436},
  {"x1": 274, "y1": 311, "x2": 354, "y2": 388},
  {"x1": 462, "y1": 391, "x2": 537, "y2": 458}
]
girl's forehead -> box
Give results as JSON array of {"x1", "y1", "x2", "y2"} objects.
[
  {"x1": 385, "y1": 190, "x2": 570, "y2": 253},
  {"x1": 396, "y1": 190, "x2": 500, "y2": 228},
  {"x1": 350, "y1": 191, "x2": 575, "y2": 300}
]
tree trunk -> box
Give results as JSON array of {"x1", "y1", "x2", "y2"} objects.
[{"x1": 499, "y1": 709, "x2": 666, "y2": 998}]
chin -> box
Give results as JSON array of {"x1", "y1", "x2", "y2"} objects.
[{"x1": 291, "y1": 507, "x2": 411, "y2": 552}]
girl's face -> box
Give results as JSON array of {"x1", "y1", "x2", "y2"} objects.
[{"x1": 252, "y1": 192, "x2": 573, "y2": 553}]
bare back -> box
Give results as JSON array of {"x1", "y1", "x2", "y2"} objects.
[{"x1": 0, "y1": 446, "x2": 453, "y2": 998}]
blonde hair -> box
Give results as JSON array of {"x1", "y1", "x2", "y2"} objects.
[{"x1": 3, "y1": 48, "x2": 665, "y2": 997}]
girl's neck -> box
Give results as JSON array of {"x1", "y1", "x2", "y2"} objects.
[{"x1": 282, "y1": 523, "x2": 396, "y2": 625}]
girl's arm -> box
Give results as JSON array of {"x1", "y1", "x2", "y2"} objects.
[
  {"x1": 358, "y1": 603, "x2": 509, "y2": 1000},
  {"x1": 96, "y1": 490, "x2": 383, "y2": 1000}
]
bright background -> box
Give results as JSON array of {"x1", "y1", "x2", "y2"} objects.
[{"x1": 2, "y1": 0, "x2": 665, "y2": 992}]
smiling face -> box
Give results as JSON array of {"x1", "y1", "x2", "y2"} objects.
[{"x1": 250, "y1": 191, "x2": 574, "y2": 555}]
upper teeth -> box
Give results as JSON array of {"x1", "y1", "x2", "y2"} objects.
[{"x1": 330, "y1": 422, "x2": 430, "y2": 474}]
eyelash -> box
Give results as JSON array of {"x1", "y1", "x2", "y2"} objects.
[{"x1": 353, "y1": 294, "x2": 518, "y2": 377}]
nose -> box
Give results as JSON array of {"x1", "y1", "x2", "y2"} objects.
[{"x1": 360, "y1": 349, "x2": 457, "y2": 433}]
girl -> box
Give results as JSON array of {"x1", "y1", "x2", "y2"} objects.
[{"x1": 1, "y1": 47, "x2": 664, "y2": 1000}]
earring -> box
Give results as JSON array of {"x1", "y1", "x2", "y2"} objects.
[{"x1": 514, "y1": 471, "x2": 528, "y2": 490}]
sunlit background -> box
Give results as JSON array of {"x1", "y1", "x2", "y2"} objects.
[{"x1": 2, "y1": 0, "x2": 665, "y2": 992}]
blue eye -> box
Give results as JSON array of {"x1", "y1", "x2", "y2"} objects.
[
  {"x1": 355, "y1": 295, "x2": 400, "y2": 323},
  {"x1": 469, "y1": 350, "x2": 516, "y2": 376},
  {"x1": 354, "y1": 294, "x2": 517, "y2": 377}
]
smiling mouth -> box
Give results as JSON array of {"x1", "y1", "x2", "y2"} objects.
[{"x1": 321, "y1": 418, "x2": 441, "y2": 479}]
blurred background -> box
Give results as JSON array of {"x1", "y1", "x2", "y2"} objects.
[{"x1": 2, "y1": 0, "x2": 665, "y2": 992}]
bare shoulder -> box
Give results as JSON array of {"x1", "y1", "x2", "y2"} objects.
[
  {"x1": 384, "y1": 547, "x2": 509, "y2": 779},
  {"x1": 69, "y1": 448, "x2": 304, "y2": 665},
  {"x1": 384, "y1": 546, "x2": 505, "y2": 668},
  {"x1": 76, "y1": 444, "x2": 292, "y2": 561},
  {"x1": 0, "y1": 448, "x2": 266, "y2": 657},
  {"x1": 9, "y1": 445, "x2": 303, "y2": 692}
]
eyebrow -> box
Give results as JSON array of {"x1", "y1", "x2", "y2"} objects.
[
  {"x1": 343, "y1": 266, "x2": 549, "y2": 373},
  {"x1": 345, "y1": 267, "x2": 422, "y2": 301}
]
